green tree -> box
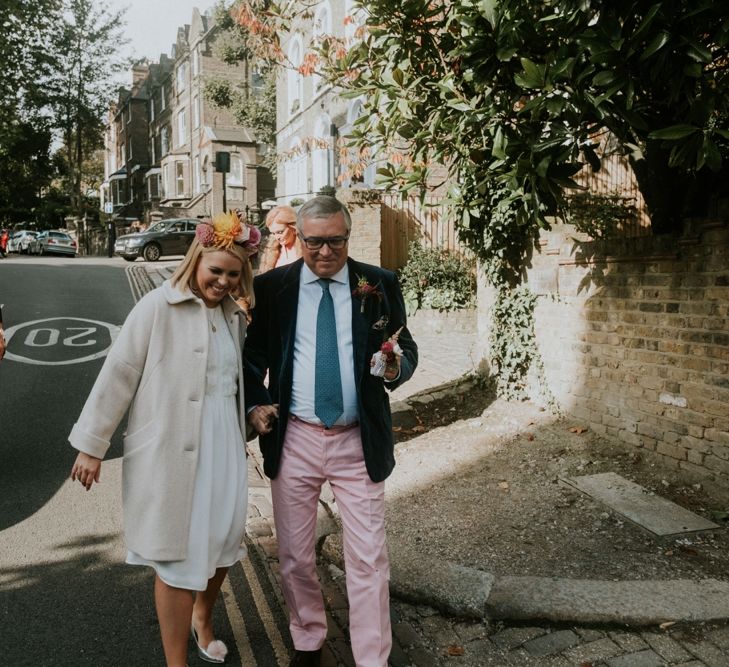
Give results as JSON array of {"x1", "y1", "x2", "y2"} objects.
[
  {"x1": 203, "y1": 2, "x2": 277, "y2": 172},
  {"x1": 317, "y1": 0, "x2": 729, "y2": 284},
  {"x1": 51, "y1": 0, "x2": 129, "y2": 219},
  {"x1": 0, "y1": 0, "x2": 63, "y2": 223},
  {"x1": 0, "y1": 120, "x2": 58, "y2": 225}
]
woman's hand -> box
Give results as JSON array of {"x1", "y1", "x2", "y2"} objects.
[{"x1": 71, "y1": 452, "x2": 102, "y2": 491}]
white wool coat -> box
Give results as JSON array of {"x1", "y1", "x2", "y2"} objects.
[{"x1": 69, "y1": 280, "x2": 248, "y2": 561}]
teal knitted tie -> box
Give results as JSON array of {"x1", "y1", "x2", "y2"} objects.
[{"x1": 315, "y1": 279, "x2": 344, "y2": 428}]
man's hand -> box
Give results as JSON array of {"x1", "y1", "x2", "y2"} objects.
[
  {"x1": 383, "y1": 355, "x2": 401, "y2": 382},
  {"x1": 248, "y1": 404, "x2": 279, "y2": 435},
  {"x1": 0, "y1": 330, "x2": 5, "y2": 361}
]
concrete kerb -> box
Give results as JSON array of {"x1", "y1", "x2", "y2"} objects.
[{"x1": 320, "y1": 530, "x2": 729, "y2": 626}]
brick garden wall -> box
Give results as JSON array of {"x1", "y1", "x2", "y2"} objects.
[
  {"x1": 477, "y1": 220, "x2": 729, "y2": 483},
  {"x1": 338, "y1": 188, "x2": 382, "y2": 267}
]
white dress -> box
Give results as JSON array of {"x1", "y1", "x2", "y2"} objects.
[{"x1": 126, "y1": 305, "x2": 248, "y2": 590}]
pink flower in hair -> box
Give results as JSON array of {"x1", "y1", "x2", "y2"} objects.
[
  {"x1": 246, "y1": 224, "x2": 261, "y2": 248},
  {"x1": 196, "y1": 222, "x2": 215, "y2": 247}
]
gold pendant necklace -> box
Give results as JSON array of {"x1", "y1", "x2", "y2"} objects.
[{"x1": 206, "y1": 307, "x2": 218, "y2": 333}]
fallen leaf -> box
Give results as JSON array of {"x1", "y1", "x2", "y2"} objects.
[
  {"x1": 392, "y1": 426, "x2": 402, "y2": 432},
  {"x1": 664, "y1": 550, "x2": 674, "y2": 556},
  {"x1": 498, "y1": 481, "x2": 510, "y2": 490},
  {"x1": 527, "y1": 433, "x2": 535, "y2": 441},
  {"x1": 411, "y1": 424, "x2": 426, "y2": 433},
  {"x1": 579, "y1": 662, "x2": 594, "y2": 667},
  {"x1": 659, "y1": 621, "x2": 676, "y2": 630},
  {"x1": 446, "y1": 645, "x2": 465, "y2": 656},
  {"x1": 569, "y1": 426, "x2": 588, "y2": 434},
  {"x1": 678, "y1": 545, "x2": 698, "y2": 556}
]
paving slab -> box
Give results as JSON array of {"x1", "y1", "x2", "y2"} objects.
[
  {"x1": 522, "y1": 629, "x2": 581, "y2": 656},
  {"x1": 606, "y1": 649, "x2": 665, "y2": 667},
  {"x1": 563, "y1": 471, "x2": 720, "y2": 536}
]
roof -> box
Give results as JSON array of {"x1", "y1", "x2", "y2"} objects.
[{"x1": 205, "y1": 126, "x2": 255, "y2": 144}]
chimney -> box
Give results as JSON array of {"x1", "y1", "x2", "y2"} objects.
[{"x1": 131, "y1": 61, "x2": 150, "y2": 92}]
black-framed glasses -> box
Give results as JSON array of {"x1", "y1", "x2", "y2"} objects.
[{"x1": 298, "y1": 234, "x2": 349, "y2": 250}]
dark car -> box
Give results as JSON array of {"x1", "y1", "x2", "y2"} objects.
[{"x1": 114, "y1": 218, "x2": 200, "y2": 262}]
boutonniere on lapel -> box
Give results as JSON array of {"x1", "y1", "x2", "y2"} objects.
[
  {"x1": 352, "y1": 275, "x2": 383, "y2": 314},
  {"x1": 370, "y1": 326, "x2": 404, "y2": 377}
]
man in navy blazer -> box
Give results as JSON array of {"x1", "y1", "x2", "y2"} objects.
[{"x1": 245, "y1": 196, "x2": 417, "y2": 667}]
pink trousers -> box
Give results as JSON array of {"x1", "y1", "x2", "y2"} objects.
[{"x1": 271, "y1": 417, "x2": 391, "y2": 667}]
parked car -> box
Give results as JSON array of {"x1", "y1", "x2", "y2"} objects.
[
  {"x1": 114, "y1": 218, "x2": 200, "y2": 262},
  {"x1": 8, "y1": 230, "x2": 38, "y2": 254},
  {"x1": 28, "y1": 230, "x2": 77, "y2": 256}
]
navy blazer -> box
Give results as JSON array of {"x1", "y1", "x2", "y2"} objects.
[{"x1": 243, "y1": 257, "x2": 418, "y2": 482}]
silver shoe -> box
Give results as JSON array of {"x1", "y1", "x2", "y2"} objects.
[{"x1": 191, "y1": 625, "x2": 228, "y2": 664}]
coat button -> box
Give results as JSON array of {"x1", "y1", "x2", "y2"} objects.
[{"x1": 183, "y1": 443, "x2": 194, "y2": 452}]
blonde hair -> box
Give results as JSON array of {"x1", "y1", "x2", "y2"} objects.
[
  {"x1": 170, "y1": 238, "x2": 255, "y2": 309},
  {"x1": 258, "y1": 205, "x2": 301, "y2": 273}
]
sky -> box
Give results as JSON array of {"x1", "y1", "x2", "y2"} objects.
[{"x1": 107, "y1": 0, "x2": 216, "y2": 67}]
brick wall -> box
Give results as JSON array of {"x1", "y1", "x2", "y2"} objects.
[
  {"x1": 477, "y1": 220, "x2": 729, "y2": 483},
  {"x1": 339, "y1": 188, "x2": 382, "y2": 266}
]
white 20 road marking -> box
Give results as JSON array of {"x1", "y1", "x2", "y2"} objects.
[{"x1": 4, "y1": 317, "x2": 121, "y2": 365}]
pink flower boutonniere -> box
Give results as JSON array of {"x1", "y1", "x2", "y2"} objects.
[{"x1": 352, "y1": 275, "x2": 383, "y2": 313}]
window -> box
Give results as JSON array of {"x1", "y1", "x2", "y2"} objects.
[
  {"x1": 192, "y1": 95, "x2": 200, "y2": 128},
  {"x1": 146, "y1": 173, "x2": 159, "y2": 200},
  {"x1": 162, "y1": 164, "x2": 168, "y2": 197},
  {"x1": 150, "y1": 97, "x2": 155, "y2": 120},
  {"x1": 312, "y1": 114, "x2": 331, "y2": 193},
  {"x1": 128, "y1": 138, "x2": 133, "y2": 160},
  {"x1": 193, "y1": 156, "x2": 200, "y2": 193},
  {"x1": 284, "y1": 137, "x2": 307, "y2": 199},
  {"x1": 312, "y1": 4, "x2": 331, "y2": 96},
  {"x1": 121, "y1": 143, "x2": 126, "y2": 164},
  {"x1": 176, "y1": 109, "x2": 186, "y2": 147},
  {"x1": 201, "y1": 155, "x2": 210, "y2": 189},
  {"x1": 160, "y1": 84, "x2": 166, "y2": 111},
  {"x1": 287, "y1": 37, "x2": 304, "y2": 117},
  {"x1": 151, "y1": 138, "x2": 156, "y2": 164},
  {"x1": 251, "y1": 67, "x2": 265, "y2": 94},
  {"x1": 161, "y1": 126, "x2": 169, "y2": 156},
  {"x1": 229, "y1": 153, "x2": 244, "y2": 186},
  {"x1": 176, "y1": 62, "x2": 187, "y2": 93},
  {"x1": 176, "y1": 161, "x2": 185, "y2": 196},
  {"x1": 192, "y1": 48, "x2": 199, "y2": 77}
]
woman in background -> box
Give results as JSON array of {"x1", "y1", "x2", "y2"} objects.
[{"x1": 257, "y1": 205, "x2": 301, "y2": 272}]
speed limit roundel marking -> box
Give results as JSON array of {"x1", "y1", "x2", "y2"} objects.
[{"x1": 4, "y1": 317, "x2": 121, "y2": 366}]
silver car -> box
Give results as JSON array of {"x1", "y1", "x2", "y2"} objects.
[
  {"x1": 28, "y1": 230, "x2": 77, "y2": 256},
  {"x1": 8, "y1": 230, "x2": 38, "y2": 254}
]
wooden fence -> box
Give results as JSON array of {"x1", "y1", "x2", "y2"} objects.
[
  {"x1": 380, "y1": 192, "x2": 468, "y2": 270},
  {"x1": 379, "y1": 148, "x2": 651, "y2": 270},
  {"x1": 573, "y1": 140, "x2": 652, "y2": 238}
]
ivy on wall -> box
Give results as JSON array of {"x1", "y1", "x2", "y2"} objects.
[{"x1": 489, "y1": 284, "x2": 558, "y2": 410}]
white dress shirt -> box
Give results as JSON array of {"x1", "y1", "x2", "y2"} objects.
[{"x1": 290, "y1": 263, "x2": 359, "y2": 426}]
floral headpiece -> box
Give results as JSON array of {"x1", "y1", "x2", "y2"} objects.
[{"x1": 195, "y1": 210, "x2": 261, "y2": 256}]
